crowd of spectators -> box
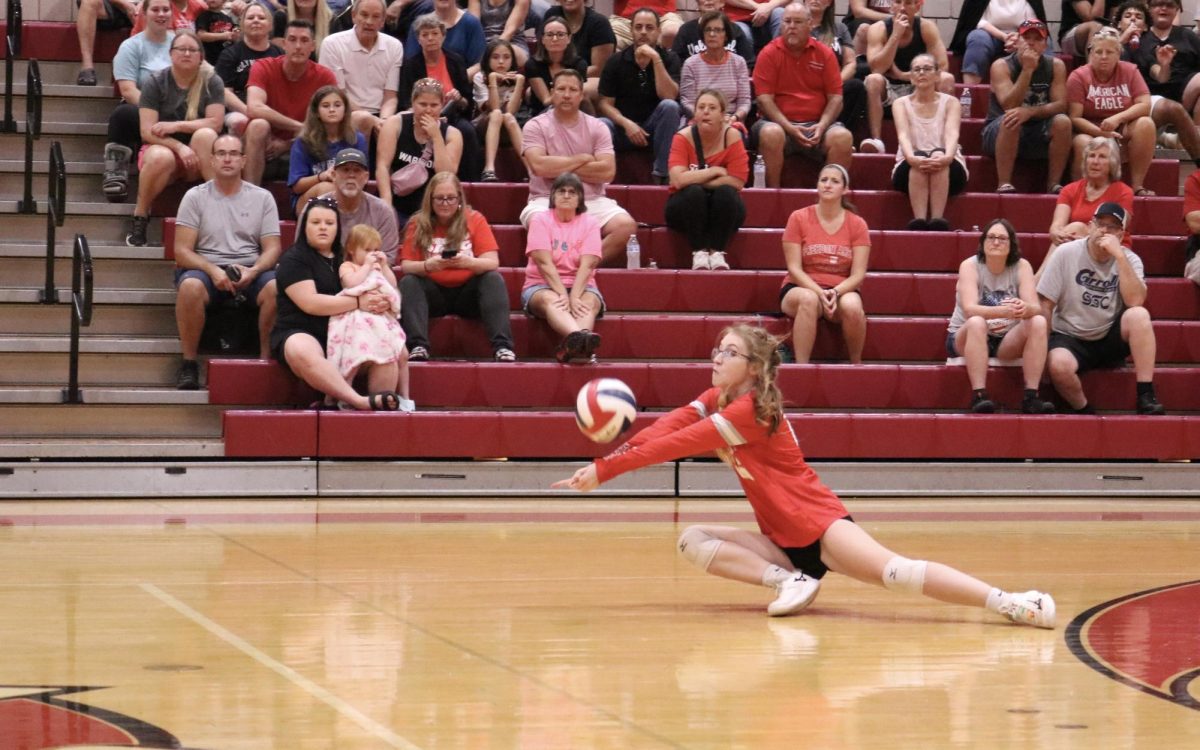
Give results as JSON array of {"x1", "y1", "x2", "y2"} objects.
[{"x1": 78, "y1": 0, "x2": 1194, "y2": 415}]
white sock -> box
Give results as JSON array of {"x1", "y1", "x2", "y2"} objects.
[
  {"x1": 761, "y1": 564, "x2": 792, "y2": 588},
  {"x1": 985, "y1": 587, "x2": 1006, "y2": 613}
]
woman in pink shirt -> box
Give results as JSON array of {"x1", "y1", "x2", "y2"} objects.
[
  {"x1": 779, "y1": 163, "x2": 871, "y2": 364},
  {"x1": 1066, "y1": 26, "x2": 1156, "y2": 195},
  {"x1": 522, "y1": 172, "x2": 605, "y2": 364}
]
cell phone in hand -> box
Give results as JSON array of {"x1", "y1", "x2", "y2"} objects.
[{"x1": 441, "y1": 249, "x2": 458, "y2": 259}]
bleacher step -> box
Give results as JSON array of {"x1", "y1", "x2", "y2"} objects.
[
  {"x1": 4, "y1": 351, "x2": 186, "y2": 387},
  {"x1": 0, "y1": 334, "x2": 179, "y2": 354},
  {"x1": 0, "y1": 133, "x2": 108, "y2": 162},
  {"x1": 0, "y1": 301, "x2": 178, "y2": 335},
  {"x1": 0, "y1": 212, "x2": 154, "y2": 243},
  {"x1": 0, "y1": 387, "x2": 209, "y2": 405},
  {"x1": 0, "y1": 403, "x2": 222, "y2": 438},
  {"x1": 2, "y1": 60, "x2": 114, "y2": 86},
  {"x1": 0, "y1": 438, "x2": 225, "y2": 460}
]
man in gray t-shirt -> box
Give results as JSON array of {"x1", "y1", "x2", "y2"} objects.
[
  {"x1": 1037, "y1": 202, "x2": 1165, "y2": 415},
  {"x1": 172, "y1": 133, "x2": 283, "y2": 390},
  {"x1": 329, "y1": 148, "x2": 400, "y2": 262}
]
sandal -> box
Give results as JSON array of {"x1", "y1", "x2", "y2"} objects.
[
  {"x1": 494, "y1": 347, "x2": 517, "y2": 362},
  {"x1": 76, "y1": 68, "x2": 97, "y2": 86},
  {"x1": 409, "y1": 345, "x2": 429, "y2": 361},
  {"x1": 581, "y1": 329, "x2": 602, "y2": 359},
  {"x1": 367, "y1": 391, "x2": 401, "y2": 411},
  {"x1": 1134, "y1": 187, "x2": 1156, "y2": 196},
  {"x1": 481, "y1": 169, "x2": 498, "y2": 182},
  {"x1": 556, "y1": 331, "x2": 588, "y2": 364},
  {"x1": 1049, "y1": 184, "x2": 1064, "y2": 195},
  {"x1": 996, "y1": 183, "x2": 1017, "y2": 193}
]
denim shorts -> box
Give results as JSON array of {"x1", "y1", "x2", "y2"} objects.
[
  {"x1": 174, "y1": 267, "x2": 276, "y2": 304},
  {"x1": 520, "y1": 284, "x2": 606, "y2": 316}
]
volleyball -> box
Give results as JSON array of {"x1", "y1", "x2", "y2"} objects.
[{"x1": 575, "y1": 378, "x2": 637, "y2": 443}]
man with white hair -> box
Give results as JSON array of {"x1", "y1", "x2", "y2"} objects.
[{"x1": 319, "y1": 0, "x2": 404, "y2": 140}]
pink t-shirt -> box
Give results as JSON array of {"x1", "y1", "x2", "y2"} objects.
[
  {"x1": 1066, "y1": 62, "x2": 1149, "y2": 125},
  {"x1": 781, "y1": 205, "x2": 871, "y2": 289},
  {"x1": 521, "y1": 110, "x2": 615, "y2": 200},
  {"x1": 523, "y1": 210, "x2": 603, "y2": 291}
]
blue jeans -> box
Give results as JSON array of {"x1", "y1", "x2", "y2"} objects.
[
  {"x1": 735, "y1": 8, "x2": 784, "y2": 52},
  {"x1": 962, "y1": 29, "x2": 1006, "y2": 78},
  {"x1": 602, "y1": 99, "x2": 682, "y2": 178}
]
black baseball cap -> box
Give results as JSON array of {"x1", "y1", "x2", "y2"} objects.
[
  {"x1": 1093, "y1": 202, "x2": 1128, "y2": 228},
  {"x1": 333, "y1": 148, "x2": 368, "y2": 169}
]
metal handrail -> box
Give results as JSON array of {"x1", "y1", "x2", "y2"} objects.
[
  {"x1": 2, "y1": 0, "x2": 20, "y2": 133},
  {"x1": 17, "y1": 57, "x2": 40, "y2": 213},
  {"x1": 38, "y1": 140, "x2": 66, "y2": 304},
  {"x1": 63, "y1": 234, "x2": 93, "y2": 405}
]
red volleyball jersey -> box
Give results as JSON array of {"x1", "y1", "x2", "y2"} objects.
[{"x1": 596, "y1": 388, "x2": 849, "y2": 547}]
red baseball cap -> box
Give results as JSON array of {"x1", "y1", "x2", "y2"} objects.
[{"x1": 1017, "y1": 19, "x2": 1049, "y2": 38}]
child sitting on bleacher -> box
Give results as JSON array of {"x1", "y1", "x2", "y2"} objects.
[
  {"x1": 328, "y1": 225, "x2": 415, "y2": 412},
  {"x1": 196, "y1": 0, "x2": 239, "y2": 65}
]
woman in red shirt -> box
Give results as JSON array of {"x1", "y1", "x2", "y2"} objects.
[
  {"x1": 555, "y1": 323, "x2": 1056, "y2": 628},
  {"x1": 780, "y1": 164, "x2": 870, "y2": 363},
  {"x1": 664, "y1": 89, "x2": 749, "y2": 271}
]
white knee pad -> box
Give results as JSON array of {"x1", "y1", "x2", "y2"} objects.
[
  {"x1": 677, "y1": 527, "x2": 723, "y2": 572},
  {"x1": 882, "y1": 556, "x2": 928, "y2": 595}
]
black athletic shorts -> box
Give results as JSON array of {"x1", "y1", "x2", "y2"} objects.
[
  {"x1": 1048, "y1": 309, "x2": 1130, "y2": 373},
  {"x1": 781, "y1": 514, "x2": 853, "y2": 579}
]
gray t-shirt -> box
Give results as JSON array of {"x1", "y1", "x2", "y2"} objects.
[
  {"x1": 1036, "y1": 237, "x2": 1145, "y2": 341},
  {"x1": 139, "y1": 67, "x2": 225, "y2": 144},
  {"x1": 947, "y1": 257, "x2": 1022, "y2": 336},
  {"x1": 176, "y1": 180, "x2": 281, "y2": 267},
  {"x1": 339, "y1": 192, "x2": 401, "y2": 263}
]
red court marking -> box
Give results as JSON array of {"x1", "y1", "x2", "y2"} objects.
[
  {"x1": 1083, "y1": 582, "x2": 1200, "y2": 694},
  {"x1": 0, "y1": 698, "x2": 134, "y2": 749}
]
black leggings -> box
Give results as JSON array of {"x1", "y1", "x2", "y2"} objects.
[
  {"x1": 107, "y1": 102, "x2": 141, "y2": 151},
  {"x1": 664, "y1": 184, "x2": 747, "y2": 253}
]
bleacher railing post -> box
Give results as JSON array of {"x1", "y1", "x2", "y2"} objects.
[
  {"x1": 17, "y1": 58, "x2": 40, "y2": 214},
  {"x1": 39, "y1": 140, "x2": 65, "y2": 304},
  {"x1": 63, "y1": 234, "x2": 92, "y2": 405},
  {"x1": 2, "y1": 0, "x2": 21, "y2": 134}
]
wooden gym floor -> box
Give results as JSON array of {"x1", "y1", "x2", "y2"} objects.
[{"x1": 0, "y1": 496, "x2": 1197, "y2": 749}]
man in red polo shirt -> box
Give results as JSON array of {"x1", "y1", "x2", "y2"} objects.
[
  {"x1": 751, "y1": 1, "x2": 852, "y2": 187},
  {"x1": 244, "y1": 19, "x2": 337, "y2": 184}
]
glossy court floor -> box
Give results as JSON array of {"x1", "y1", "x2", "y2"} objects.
[{"x1": 0, "y1": 496, "x2": 1197, "y2": 749}]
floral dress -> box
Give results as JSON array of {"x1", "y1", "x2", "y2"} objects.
[{"x1": 326, "y1": 269, "x2": 406, "y2": 379}]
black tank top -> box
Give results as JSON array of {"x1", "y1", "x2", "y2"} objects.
[
  {"x1": 884, "y1": 16, "x2": 928, "y2": 76},
  {"x1": 389, "y1": 113, "x2": 450, "y2": 217},
  {"x1": 985, "y1": 53, "x2": 1053, "y2": 123}
]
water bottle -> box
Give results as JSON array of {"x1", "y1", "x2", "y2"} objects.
[
  {"x1": 626, "y1": 234, "x2": 641, "y2": 269},
  {"x1": 959, "y1": 86, "x2": 973, "y2": 115},
  {"x1": 752, "y1": 154, "x2": 766, "y2": 188},
  {"x1": 1129, "y1": 30, "x2": 1140, "y2": 51}
]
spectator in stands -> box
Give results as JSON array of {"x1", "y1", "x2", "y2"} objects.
[
  {"x1": 127, "y1": 31, "x2": 225, "y2": 247},
  {"x1": 318, "y1": 0, "x2": 405, "y2": 140},
  {"x1": 679, "y1": 12, "x2": 751, "y2": 125},
  {"x1": 666, "y1": 89, "x2": 748, "y2": 270},
  {"x1": 76, "y1": 0, "x2": 137, "y2": 86},
  {"x1": 1038, "y1": 202, "x2": 1166, "y2": 415},
  {"x1": 1067, "y1": 27, "x2": 1156, "y2": 196},
  {"x1": 328, "y1": 224, "x2": 415, "y2": 411},
  {"x1": 526, "y1": 17, "x2": 590, "y2": 115},
  {"x1": 1114, "y1": 0, "x2": 1149, "y2": 51},
  {"x1": 843, "y1": 0, "x2": 890, "y2": 53},
  {"x1": 398, "y1": 13, "x2": 483, "y2": 182},
  {"x1": 950, "y1": 0, "x2": 1049, "y2": 85},
  {"x1": 273, "y1": 195, "x2": 404, "y2": 410},
  {"x1": 473, "y1": 39, "x2": 528, "y2": 182},
  {"x1": 196, "y1": 0, "x2": 238, "y2": 65},
  {"x1": 1185, "y1": 170, "x2": 1200, "y2": 286},
  {"x1": 521, "y1": 69, "x2": 637, "y2": 262},
  {"x1": 330, "y1": 148, "x2": 401, "y2": 260},
  {"x1": 672, "y1": 0, "x2": 756, "y2": 70},
  {"x1": 405, "y1": 0, "x2": 487, "y2": 78},
  {"x1": 172, "y1": 133, "x2": 282, "y2": 389},
  {"x1": 398, "y1": 172, "x2": 517, "y2": 361},
  {"x1": 469, "y1": 0, "x2": 532, "y2": 65},
  {"x1": 860, "y1": 0, "x2": 956, "y2": 155},
  {"x1": 947, "y1": 219, "x2": 1054, "y2": 414},
  {"x1": 597, "y1": 9, "x2": 682, "y2": 185},
  {"x1": 103, "y1": 0, "x2": 176, "y2": 204},
  {"x1": 1042, "y1": 136, "x2": 1133, "y2": 275},
  {"x1": 724, "y1": 0, "x2": 786, "y2": 53},
  {"x1": 245, "y1": 20, "x2": 338, "y2": 184},
  {"x1": 1134, "y1": 0, "x2": 1200, "y2": 126},
  {"x1": 288, "y1": 86, "x2": 368, "y2": 210},
  {"x1": 381, "y1": 0, "x2": 434, "y2": 42},
  {"x1": 612, "y1": 0, "x2": 683, "y2": 51},
  {"x1": 544, "y1": 0, "x2": 617, "y2": 96},
  {"x1": 891, "y1": 53, "x2": 967, "y2": 231},
  {"x1": 131, "y1": 0, "x2": 207, "y2": 34},
  {"x1": 983, "y1": 18, "x2": 1071, "y2": 194},
  {"x1": 271, "y1": 0, "x2": 332, "y2": 54},
  {"x1": 378, "y1": 77, "x2": 464, "y2": 225},
  {"x1": 217, "y1": 4, "x2": 283, "y2": 137},
  {"x1": 524, "y1": 172, "x2": 605, "y2": 363},
  {"x1": 809, "y1": 0, "x2": 865, "y2": 137},
  {"x1": 1059, "y1": 0, "x2": 1109, "y2": 63},
  {"x1": 779, "y1": 163, "x2": 869, "y2": 363},
  {"x1": 751, "y1": 2, "x2": 853, "y2": 188}
]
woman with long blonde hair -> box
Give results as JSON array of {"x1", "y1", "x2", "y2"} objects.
[{"x1": 556, "y1": 323, "x2": 1057, "y2": 629}]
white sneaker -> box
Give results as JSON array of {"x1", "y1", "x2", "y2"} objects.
[
  {"x1": 767, "y1": 572, "x2": 821, "y2": 617},
  {"x1": 691, "y1": 250, "x2": 710, "y2": 270},
  {"x1": 707, "y1": 251, "x2": 730, "y2": 270},
  {"x1": 998, "y1": 590, "x2": 1056, "y2": 629},
  {"x1": 398, "y1": 397, "x2": 416, "y2": 413},
  {"x1": 860, "y1": 137, "x2": 885, "y2": 154}
]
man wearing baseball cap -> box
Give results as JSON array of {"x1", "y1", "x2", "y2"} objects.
[
  {"x1": 330, "y1": 147, "x2": 400, "y2": 262},
  {"x1": 1037, "y1": 201, "x2": 1166, "y2": 414},
  {"x1": 982, "y1": 18, "x2": 1071, "y2": 194}
]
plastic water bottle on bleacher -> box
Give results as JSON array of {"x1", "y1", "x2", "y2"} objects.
[
  {"x1": 626, "y1": 234, "x2": 641, "y2": 269},
  {"x1": 752, "y1": 154, "x2": 766, "y2": 188},
  {"x1": 959, "y1": 86, "x2": 972, "y2": 115}
]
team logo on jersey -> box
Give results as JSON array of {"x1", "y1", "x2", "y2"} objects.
[
  {"x1": 1065, "y1": 580, "x2": 1200, "y2": 710},
  {"x1": 0, "y1": 685, "x2": 188, "y2": 748}
]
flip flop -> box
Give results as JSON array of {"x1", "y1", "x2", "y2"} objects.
[
  {"x1": 996, "y1": 183, "x2": 1017, "y2": 193},
  {"x1": 367, "y1": 391, "x2": 401, "y2": 411},
  {"x1": 1134, "y1": 187, "x2": 1156, "y2": 197}
]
